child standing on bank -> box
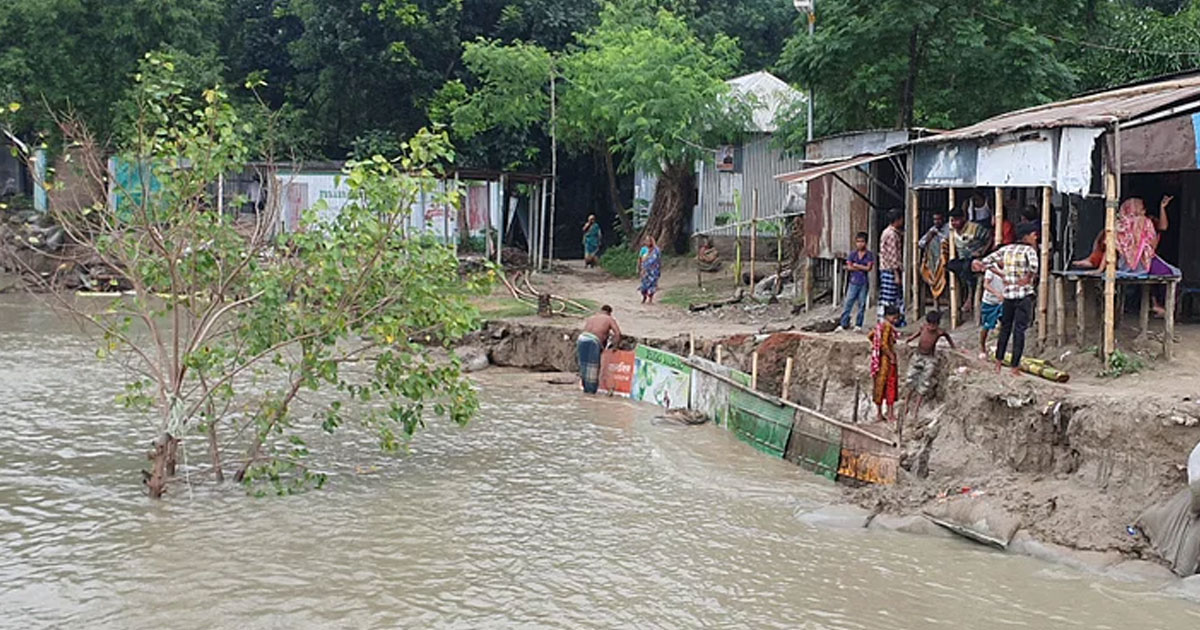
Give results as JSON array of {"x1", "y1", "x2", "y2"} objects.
[
  {"x1": 978, "y1": 267, "x2": 1005, "y2": 359},
  {"x1": 837, "y1": 232, "x2": 875, "y2": 332},
  {"x1": 868, "y1": 305, "x2": 901, "y2": 423},
  {"x1": 904, "y1": 310, "x2": 955, "y2": 424}
]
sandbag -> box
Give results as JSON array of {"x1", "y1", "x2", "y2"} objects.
[
  {"x1": 1136, "y1": 487, "x2": 1200, "y2": 577},
  {"x1": 924, "y1": 497, "x2": 1022, "y2": 549}
]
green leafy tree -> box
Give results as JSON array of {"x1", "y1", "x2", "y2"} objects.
[
  {"x1": 5, "y1": 52, "x2": 487, "y2": 498},
  {"x1": 778, "y1": 0, "x2": 1085, "y2": 134},
  {"x1": 561, "y1": 3, "x2": 749, "y2": 252}
]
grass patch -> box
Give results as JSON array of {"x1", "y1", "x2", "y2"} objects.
[
  {"x1": 477, "y1": 295, "x2": 601, "y2": 319},
  {"x1": 477, "y1": 297, "x2": 537, "y2": 319},
  {"x1": 599, "y1": 246, "x2": 639, "y2": 278},
  {"x1": 658, "y1": 277, "x2": 741, "y2": 309}
]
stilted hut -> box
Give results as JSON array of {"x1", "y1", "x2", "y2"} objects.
[{"x1": 897, "y1": 72, "x2": 1200, "y2": 363}]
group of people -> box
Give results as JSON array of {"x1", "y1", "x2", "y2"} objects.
[{"x1": 581, "y1": 215, "x2": 662, "y2": 304}]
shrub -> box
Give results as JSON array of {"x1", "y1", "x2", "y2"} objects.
[{"x1": 599, "y1": 245, "x2": 639, "y2": 278}]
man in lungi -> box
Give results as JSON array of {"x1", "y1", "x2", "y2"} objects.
[
  {"x1": 878, "y1": 209, "x2": 906, "y2": 328},
  {"x1": 578, "y1": 305, "x2": 622, "y2": 394}
]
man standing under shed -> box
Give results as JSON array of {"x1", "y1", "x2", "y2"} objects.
[
  {"x1": 974, "y1": 223, "x2": 1040, "y2": 375},
  {"x1": 878, "y1": 209, "x2": 906, "y2": 328}
]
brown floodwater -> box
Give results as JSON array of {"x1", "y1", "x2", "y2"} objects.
[{"x1": 1, "y1": 296, "x2": 1199, "y2": 628}]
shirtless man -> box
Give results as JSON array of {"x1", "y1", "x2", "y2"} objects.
[
  {"x1": 578, "y1": 305, "x2": 622, "y2": 394},
  {"x1": 903, "y1": 311, "x2": 955, "y2": 424}
]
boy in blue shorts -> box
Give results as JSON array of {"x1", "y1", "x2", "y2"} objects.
[{"x1": 978, "y1": 267, "x2": 1004, "y2": 359}]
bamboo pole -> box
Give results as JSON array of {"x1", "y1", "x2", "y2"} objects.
[
  {"x1": 948, "y1": 188, "x2": 958, "y2": 328},
  {"x1": 1103, "y1": 173, "x2": 1117, "y2": 363},
  {"x1": 910, "y1": 189, "x2": 920, "y2": 319},
  {"x1": 716, "y1": 344, "x2": 724, "y2": 365},
  {"x1": 1038, "y1": 186, "x2": 1051, "y2": 345},
  {"x1": 751, "y1": 351, "x2": 759, "y2": 390},
  {"x1": 994, "y1": 187, "x2": 1004, "y2": 248},
  {"x1": 750, "y1": 189, "x2": 758, "y2": 289},
  {"x1": 782, "y1": 357, "x2": 794, "y2": 402},
  {"x1": 1054, "y1": 276, "x2": 1066, "y2": 346}
]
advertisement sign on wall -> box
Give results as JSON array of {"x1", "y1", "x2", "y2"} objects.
[
  {"x1": 599, "y1": 350, "x2": 636, "y2": 397},
  {"x1": 632, "y1": 345, "x2": 691, "y2": 410}
]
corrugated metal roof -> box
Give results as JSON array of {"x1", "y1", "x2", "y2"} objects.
[
  {"x1": 775, "y1": 152, "x2": 897, "y2": 184},
  {"x1": 907, "y1": 74, "x2": 1200, "y2": 146},
  {"x1": 727, "y1": 71, "x2": 804, "y2": 133}
]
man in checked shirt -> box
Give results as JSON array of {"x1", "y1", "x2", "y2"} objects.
[{"x1": 972, "y1": 222, "x2": 1040, "y2": 375}]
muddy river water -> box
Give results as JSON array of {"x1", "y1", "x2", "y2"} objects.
[{"x1": 2, "y1": 297, "x2": 1199, "y2": 628}]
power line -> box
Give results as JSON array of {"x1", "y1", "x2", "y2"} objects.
[{"x1": 977, "y1": 11, "x2": 1200, "y2": 58}]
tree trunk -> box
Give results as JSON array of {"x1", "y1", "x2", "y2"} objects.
[
  {"x1": 145, "y1": 432, "x2": 179, "y2": 499},
  {"x1": 208, "y1": 421, "x2": 224, "y2": 483},
  {"x1": 602, "y1": 146, "x2": 634, "y2": 242},
  {"x1": 641, "y1": 161, "x2": 694, "y2": 255},
  {"x1": 897, "y1": 25, "x2": 921, "y2": 129}
]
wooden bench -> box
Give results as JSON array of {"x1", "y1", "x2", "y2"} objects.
[{"x1": 1052, "y1": 270, "x2": 1180, "y2": 359}]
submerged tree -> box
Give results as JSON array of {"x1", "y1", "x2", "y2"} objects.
[{"x1": 4, "y1": 53, "x2": 487, "y2": 498}]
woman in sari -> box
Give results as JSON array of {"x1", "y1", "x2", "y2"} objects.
[
  {"x1": 868, "y1": 306, "x2": 901, "y2": 423},
  {"x1": 638, "y1": 235, "x2": 662, "y2": 303},
  {"x1": 1117, "y1": 196, "x2": 1179, "y2": 315},
  {"x1": 582, "y1": 215, "x2": 602, "y2": 268}
]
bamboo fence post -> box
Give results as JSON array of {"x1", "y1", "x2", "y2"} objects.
[
  {"x1": 994, "y1": 187, "x2": 1004, "y2": 248},
  {"x1": 948, "y1": 188, "x2": 958, "y2": 328},
  {"x1": 1054, "y1": 275, "x2": 1066, "y2": 347},
  {"x1": 750, "y1": 189, "x2": 758, "y2": 289},
  {"x1": 782, "y1": 357, "x2": 794, "y2": 402},
  {"x1": 1038, "y1": 186, "x2": 1051, "y2": 345},
  {"x1": 751, "y1": 352, "x2": 759, "y2": 390},
  {"x1": 1165, "y1": 281, "x2": 1177, "y2": 360},
  {"x1": 910, "y1": 189, "x2": 920, "y2": 319},
  {"x1": 1103, "y1": 173, "x2": 1118, "y2": 364},
  {"x1": 1075, "y1": 278, "x2": 1087, "y2": 345}
]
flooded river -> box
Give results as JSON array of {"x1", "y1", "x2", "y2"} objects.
[{"x1": 2, "y1": 297, "x2": 1199, "y2": 628}]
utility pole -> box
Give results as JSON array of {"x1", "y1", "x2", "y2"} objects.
[
  {"x1": 548, "y1": 57, "x2": 558, "y2": 272},
  {"x1": 793, "y1": 0, "x2": 816, "y2": 141}
]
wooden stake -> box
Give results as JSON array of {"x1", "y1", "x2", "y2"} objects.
[
  {"x1": 782, "y1": 357, "x2": 794, "y2": 402},
  {"x1": 910, "y1": 189, "x2": 921, "y2": 320},
  {"x1": 1166, "y1": 280, "x2": 1177, "y2": 360},
  {"x1": 688, "y1": 331, "x2": 696, "y2": 356},
  {"x1": 804, "y1": 256, "x2": 813, "y2": 311},
  {"x1": 818, "y1": 370, "x2": 829, "y2": 412},
  {"x1": 716, "y1": 344, "x2": 724, "y2": 365},
  {"x1": 1054, "y1": 275, "x2": 1066, "y2": 347},
  {"x1": 751, "y1": 351, "x2": 759, "y2": 390},
  {"x1": 1103, "y1": 173, "x2": 1117, "y2": 364},
  {"x1": 1038, "y1": 186, "x2": 1051, "y2": 345},
  {"x1": 948, "y1": 188, "x2": 958, "y2": 329},
  {"x1": 750, "y1": 188, "x2": 758, "y2": 289},
  {"x1": 852, "y1": 378, "x2": 861, "y2": 425},
  {"x1": 1139, "y1": 284, "x2": 1151, "y2": 334},
  {"x1": 994, "y1": 187, "x2": 1004, "y2": 248},
  {"x1": 1075, "y1": 278, "x2": 1086, "y2": 345}
]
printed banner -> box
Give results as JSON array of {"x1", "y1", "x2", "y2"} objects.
[
  {"x1": 599, "y1": 349, "x2": 635, "y2": 397},
  {"x1": 688, "y1": 357, "x2": 750, "y2": 427},
  {"x1": 632, "y1": 345, "x2": 691, "y2": 410}
]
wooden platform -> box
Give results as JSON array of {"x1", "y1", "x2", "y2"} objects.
[{"x1": 1053, "y1": 270, "x2": 1180, "y2": 359}]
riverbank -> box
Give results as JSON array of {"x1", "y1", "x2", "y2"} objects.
[{"x1": 462, "y1": 317, "x2": 1200, "y2": 585}]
